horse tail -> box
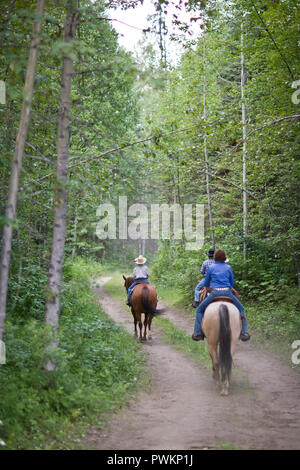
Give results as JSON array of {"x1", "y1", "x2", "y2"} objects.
[
  {"x1": 218, "y1": 304, "x2": 232, "y2": 383},
  {"x1": 141, "y1": 286, "x2": 165, "y2": 316}
]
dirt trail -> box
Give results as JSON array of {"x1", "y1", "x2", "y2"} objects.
[{"x1": 85, "y1": 278, "x2": 300, "y2": 450}]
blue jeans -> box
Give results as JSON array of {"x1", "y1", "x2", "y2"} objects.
[
  {"x1": 127, "y1": 278, "x2": 150, "y2": 302},
  {"x1": 194, "y1": 288, "x2": 248, "y2": 335},
  {"x1": 194, "y1": 279, "x2": 205, "y2": 301}
]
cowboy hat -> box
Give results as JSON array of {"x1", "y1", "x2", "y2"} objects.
[{"x1": 135, "y1": 255, "x2": 147, "y2": 264}]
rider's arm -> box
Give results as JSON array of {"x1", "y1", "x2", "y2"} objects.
[{"x1": 203, "y1": 267, "x2": 211, "y2": 288}]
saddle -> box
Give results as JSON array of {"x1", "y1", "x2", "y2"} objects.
[
  {"x1": 130, "y1": 280, "x2": 150, "y2": 295},
  {"x1": 199, "y1": 287, "x2": 240, "y2": 303},
  {"x1": 210, "y1": 296, "x2": 234, "y2": 304}
]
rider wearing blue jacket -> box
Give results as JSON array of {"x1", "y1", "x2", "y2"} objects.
[{"x1": 192, "y1": 249, "x2": 250, "y2": 342}]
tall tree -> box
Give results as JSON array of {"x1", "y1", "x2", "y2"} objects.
[
  {"x1": 240, "y1": 20, "x2": 247, "y2": 260},
  {"x1": 44, "y1": 0, "x2": 78, "y2": 370},
  {"x1": 149, "y1": 1, "x2": 168, "y2": 66},
  {"x1": 0, "y1": 0, "x2": 45, "y2": 342},
  {"x1": 202, "y1": 25, "x2": 215, "y2": 249}
]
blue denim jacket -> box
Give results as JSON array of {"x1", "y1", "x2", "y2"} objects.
[{"x1": 203, "y1": 261, "x2": 234, "y2": 289}]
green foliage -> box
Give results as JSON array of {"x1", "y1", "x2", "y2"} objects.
[
  {"x1": 152, "y1": 241, "x2": 209, "y2": 305},
  {"x1": 246, "y1": 292, "x2": 300, "y2": 341},
  {"x1": 137, "y1": 0, "x2": 300, "y2": 299},
  {"x1": 0, "y1": 258, "x2": 145, "y2": 449},
  {"x1": 7, "y1": 259, "x2": 47, "y2": 319},
  {"x1": 0, "y1": 0, "x2": 141, "y2": 265}
]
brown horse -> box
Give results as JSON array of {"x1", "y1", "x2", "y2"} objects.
[
  {"x1": 202, "y1": 300, "x2": 241, "y2": 396},
  {"x1": 123, "y1": 275, "x2": 165, "y2": 341}
]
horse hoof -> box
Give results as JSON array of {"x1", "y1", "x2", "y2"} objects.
[{"x1": 220, "y1": 388, "x2": 229, "y2": 396}]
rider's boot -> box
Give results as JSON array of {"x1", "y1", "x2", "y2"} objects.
[
  {"x1": 240, "y1": 318, "x2": 250, "y2": 341},
  {"x1": 240, "y1": 332, "x2": 250, "y2": 341},
  {"x1": 192, "y1": 331, "x2": 205, "y2": 341}
]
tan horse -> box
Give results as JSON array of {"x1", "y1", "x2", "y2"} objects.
[
  {"x1": 123, "y1": 275, "x2": 165, "y2": 341},
  {"x1": 202, "y1": 300, "x2": 241, "y2": 396}
]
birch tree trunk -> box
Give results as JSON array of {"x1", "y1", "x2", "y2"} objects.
[
  {"x1": 203, "y1": 28, "x2": 215, "y2": 249},
  {"x1": 0, "y1": 0, "x2": 45, "y2": 342},
  {"x1": 44, "y1": 0, "x2": 78, "y2": 370},
  {"x1": 241, "y1": 22, "x2": 247, "y2": 260}
]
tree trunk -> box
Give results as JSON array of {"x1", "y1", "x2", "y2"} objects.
[
  {"x1": 44, "y1": 0, "x2": 78, "y2": 370},
  {"x1": 241, "y1": 22, "x2": 247, "y2": 261},
  {"x1": 203, "y1": 28, "x2": 215, "y2": 249},
  {"x1": 0, "y1": 0, "x2": 45, "y2": 342}
]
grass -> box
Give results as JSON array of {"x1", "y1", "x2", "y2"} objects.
[
  {"x1": 104, "y1": 270, "x2": 127, "y2": 303},
  {"x1": 218, "y1": 442, "x2": 238, "y2": 450},
  {"x1": 243, "y1": 302, "x2": 300, "y2": 368},
  {"x1": 156, "y1": 284, "x2": 186, "y2": 308},
  {"x1": 155, "y1": 315, "x2": 211, "y2": 368}
]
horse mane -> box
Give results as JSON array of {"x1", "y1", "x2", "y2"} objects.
[{"x1": 123, "y1": 275, "x2": 135, "y2": 292}]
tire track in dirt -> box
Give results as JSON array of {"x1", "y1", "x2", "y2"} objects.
[{"x1": 85, "y1": 278, "x2": 300, "y2": 450}]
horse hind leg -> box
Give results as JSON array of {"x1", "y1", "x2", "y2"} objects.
[
  {"x1": 208, "y1": 344, "x2": 220, "y2": 386},
  {"x1": 142, "y1": 314, "x2": 151, "y2": 341},
  {"x1": 148, "y1": 315, "x2": 153, "y2": 340},
  {"x1": 138, "y1": 321, "x2": 143, "y2": 341},
  {"x1": 131, "y1": 308, "x2": 138, "y2": 338},
  {"x1": 134, "y1": 318, "x2": 138, "y2": 337},
  {"x1": 143, "y1": 314, "x2": 153, "y2": 341},
  {"x1": 133, "y1": 310, "x2": 143, "y2": 341}
]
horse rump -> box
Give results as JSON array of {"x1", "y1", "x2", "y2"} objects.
[
  {"x1": 218, "y1": 303, "x2": 232, "y2": 382},
  {"x1": 141, "y1": 286, "x2": 165, "y2": 316}
]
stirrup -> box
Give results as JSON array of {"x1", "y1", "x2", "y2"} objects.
[
  {"x1": 240, "y1": 332, "x2": 250, "y2": 342},
  {"x1": 192, "y1": 332, "x2": 205, "y2": 341}
]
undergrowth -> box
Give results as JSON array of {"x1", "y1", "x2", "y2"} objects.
[{"x1": 0, "y1": 257, "x2": 145, "y2": 449}]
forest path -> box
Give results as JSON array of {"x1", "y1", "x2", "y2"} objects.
[{"x1": 85, "y1": 277, "x2": 300, "y2": 450}]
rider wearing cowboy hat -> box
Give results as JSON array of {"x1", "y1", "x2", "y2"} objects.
[{"x1": 126, "y1": 255, "x2": 150, "y2": 306}]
